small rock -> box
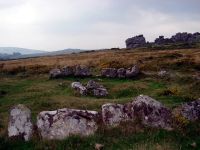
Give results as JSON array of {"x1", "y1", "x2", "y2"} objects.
[
  {"x1": 125, "y1": 65, "x2": 140, "y2": 78},
  {"x1": 71, "y1": 82, "x2": 87, "y2": 95},
  {"x1": 158, "y1": 70, "x2": 169, "y2": 77},
  {"x1": 93, "y1": 88, "x2": 108, "y2": 97},
  {"x1": 49, "y1": 68, "x2": 62, "y2": 79},
  {"x1": 191, "y1": 142, "x2": 197, "y2": 148},
  {"x1": 95, "y1": 143, "x2": 104, "y2": 150},
  {"x1": 37, "y1": 108, "x2": 99, "y2": 140},
  {"x1": 74, "y1": 65, "x2": 91, "y2": 77},
  {"x1": 86, "y1": 80, "x2": 108, "y2": 97},
  {"x1": 117, "y1": 68, "x2": 126, "y2": 78},
  {"x1": 61, "y1": 66, "x2": 73, "y2": 76},
  {"x1": 175, "y1": 99, "x2": 200, "y2": 121},
  {"x1": 8, "y1": 104, "x2": 33, "y2": 141},
  {"x1": 101, "y1": 68, "x2": 117, "y2": 78},
  {"x1": 86, "y1": 80, "x2": 102, "y2": 90}
]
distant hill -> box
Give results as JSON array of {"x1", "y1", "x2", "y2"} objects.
[
  {"x1": 0, "y1": 47, "x2": 85, "y2": 60},
  {"x1": 0, "y1": 47, "x2": 46, "y2": 55}
]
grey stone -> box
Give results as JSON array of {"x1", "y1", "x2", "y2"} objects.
[
  {"x1": 132, "y1": 95, "x2": 172, "y2": 130},
  {"x1": 37, "y1": 108, "x2": 99, "y2": 140},
  {"x1": 175, "y1": 99, "x2": 200, "y2": 121},
  {"x1": 101, "y1": 68, "x2": 117, "y2": 78},
  {"x1": 102, "y1": 103, "x2": 131, "y2": 126},
  {"x1": 93, "y1": 88, "x2": 108, "y2": 97},
  {"x1": 117, "y1": 68, "x2": 126, "y2": 78},
  {"x1": 61, "y1": 66, "x2": 73, "y2": 76},
  {"x1": 49, "y1": 68, "x2": 62, "y2": 79},
  {"x1": 125, "y1": 65, "x2": 140, "y2": 78},
  {"x1": 86, "y1": 80, "x2": 108, "y2": 97},
  {"x1": 86, "y1": 80, "x2": 102, "y2": 90},
  {"x1": 74, "y1": 65, "x2": 91, "y2": 77},
  {"x1": 71, "y1": 82, "x2": 87, "y2": 95},
  {"x1": 8, "y1": 104, "x2": 33, "y2": 141}
]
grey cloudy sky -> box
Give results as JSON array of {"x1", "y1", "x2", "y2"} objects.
[{"x1": 0, "y1": 0, "x2": 200, "y2": 51}]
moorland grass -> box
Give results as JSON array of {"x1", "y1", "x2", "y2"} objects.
[{"x1": 0, "y1": 48, "x2": 200, "y2": 149}]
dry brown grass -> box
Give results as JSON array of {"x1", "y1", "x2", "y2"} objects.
[{"x1": 0, "y1": 48, "x2": 200, "y2": 74}]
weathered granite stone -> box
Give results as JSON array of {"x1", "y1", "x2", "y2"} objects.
[
  {"x1": 71, "y1": 82, "x2": 87, "y2": 95},
  {"x1": 93, "y1": 88, "x2": 108, "y2": 97},
  {"x1": 117, "y1": 68, "x2": 126, "y2": 78},
  {"x1": 125, "y1": 65, "x2": 140, "y2": 78},
  {"x1": 86, "y1": 80, "x2": 108, "y2": 97},
  {"x1": 74, "y1": 65, "x2": 91, "y2": 77},
  {"x1": 125, "y1": 35, "x2": 146, "y2": 48},
  {"x1": 49, "y1": 68, "x2": 62, "y2": 79},
  {"x1": 174, "y1": 99, "x2": 200, "y2": 121},
  {"x1": 132, "y1": 95, "x2": 172, "y2": 130},
  {"x1": 37, "y1": 108, "x2": 99, "y2": 140},
  {"x1": 102, "y1": 103, "x2": 131, "y2": 126},
  {"x1": 86, "y1": 80, "x2": 102, "y2": 90},
  {"x1": 61, "y1": 66, "x2": 73, "y2": 76},
  {"x1": 101, "y1": 68, "x2": 117, "y2": 78},
  {"x1": 8, "y1": 104, "x2": 33, "y2": 141}
]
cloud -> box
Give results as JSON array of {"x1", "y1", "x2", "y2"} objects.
[{"x1": 0, "y1": 0, "x2": 199, "y2": 50}]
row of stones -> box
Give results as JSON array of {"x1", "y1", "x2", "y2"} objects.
[
  {"x1": 49, "y1": 65, "x2": 91, "y2": 79},
  {"x1": 50, "y1": 65, "x2": 140, "y2": 79},
  {"x1": 8, "y1": 95, "x2": 200, "y2": 141}
]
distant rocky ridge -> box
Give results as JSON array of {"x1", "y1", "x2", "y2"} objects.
[{"x1": 126, "y1": 32, "x2": 200, "y2": 49}]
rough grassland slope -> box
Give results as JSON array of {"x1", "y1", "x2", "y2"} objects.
[{"x1": 0, "y1": 48, "x2": 200, "y2": 150}]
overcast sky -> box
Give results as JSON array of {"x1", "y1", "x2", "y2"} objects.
[{"x1": 0, "y1": 0, "x2": 200, "y2": 51}]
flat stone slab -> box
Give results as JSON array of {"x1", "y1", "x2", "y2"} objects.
[
  {"x1": 8, "y1": 104, "x2": 33, "y2": 141},
  {"x1": 37, "y1": 108, "x2": 99, "y2": 140}
]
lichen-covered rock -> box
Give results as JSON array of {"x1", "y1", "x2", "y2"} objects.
[
  {"x1": 61, "y1": 66, "x2": 73, "y2": 76},
  {"x1": 86, "y1": 80, "x2": 102, "y2": 90},
  {"x1": 74, "y1": 65, "x2": 91, "y2": 77},
  {"x1": 125, "y1": 35, "x2": 146, "y2": 48},
  {"x1": 49, "y1": 68, "x2": 62, "y2": 79},
  {"x1": 125, "y1": 65, "x2": 140, "y2": 78},
  {"x1": 101, "y1": 68, "x2": 117, "y2": 78},
  {"x1": 102, "y1": 103, "x2": 131, "y2": 126},
  {"x1": 8, "y1": 104, "x2": 33, "y2": 141},
  {"x1": 37, "y1": 108, "x2": 99, "y2": 140},
  {"x1": 117, "y1": 68, "x2": 126, "y2": 78},
  {"x1": 93, "y1": 88, "x2": 108, "y2": 97},
  {"x1": 71, "y1": 82, "x2": 87, "y2": 95},
  {"x1": 86, "y1": 80, "x2": 108, "y2": 97},
  {"x1": 132, "y1": 95, "x2": 172, "y2": 130},
  {"x1": 174, "y1": 99, "x2": 200, "y2": 121}
]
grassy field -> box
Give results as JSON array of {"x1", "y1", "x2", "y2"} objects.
[{"x1": 0, "y1": 48, "x2": 200, "y2": 149}]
